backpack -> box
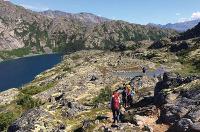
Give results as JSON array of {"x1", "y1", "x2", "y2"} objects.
[
  {"x1": 112, "y1": 93, "x2": 120, "y2": 110},
  {"x1": 122, "y1": 90, "x2": 127, "y2": 99}
]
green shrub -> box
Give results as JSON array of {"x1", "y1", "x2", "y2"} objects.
[
  {"x1": 16, "y1": 93, "x2": 42, "y2": 110},
  {"x1": 63, "y1": 66, "x2": 72, "y2": 72},
  {"x1": 71, "y1": 54, "x2": 81, "y2": 60},
  {"x1": 0, "y1": 47, "x2": 31, "y2": 59},
  {"x1": 21, "y1": 83, "x2": 55, "y2": 96},
  {"x1": 144, "y1": 52, "x2": 157, "y2": 60},
  {"x1": 0, "y1": 112, "x2": 15, "y2": 131},
  {"x1": 93, "y1": 87, "x2": 112, "y2": 104}
]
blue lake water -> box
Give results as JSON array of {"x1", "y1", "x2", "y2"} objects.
[
  {"x1": 0, "y1": 54, "x2": 62, "y2": 92},
  {"x1": 113, "y1": 68, "x2": 166, "y2": 79}
]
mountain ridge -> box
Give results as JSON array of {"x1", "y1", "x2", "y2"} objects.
[
  {"x1": 40, "y1": 10, "x2": 110, "y2": 25},
  {"x1": 0, "y1": 0, "x2": 177, "y2": 60},
  {"x1": 148, "y1": 19, "x2": 200, "y2": 32}
]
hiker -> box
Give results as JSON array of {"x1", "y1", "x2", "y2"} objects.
[
  {"x1": 131, "y1": 79, "x2": 138, "y2": 94},
  {"x1": 138, "y1": 77, "x2": 143, "y2": 89},
  {"x1": 111, "y1": 91, "x2": 120, "y2": 123},
  {"x1": 121, "y1": 87, "x2": 127, "y2": 108},
  {"x1": 142, "y1": 66, "x2": 147, "y2": 74},
  {"x1": 126, "y1": 85, "x2": 133, "y2": 107}
]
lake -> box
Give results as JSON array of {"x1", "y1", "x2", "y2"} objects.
[
  {"x1": 0, "y1": 54, "x2": 63, "y2": 92},
  {"x1": 113, "y1": 67, "x2": 166, "y2": 78}
]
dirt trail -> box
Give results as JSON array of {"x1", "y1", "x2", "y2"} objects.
[{"x1": 105, "y1": 110, "x2": 169, "y2": 132}]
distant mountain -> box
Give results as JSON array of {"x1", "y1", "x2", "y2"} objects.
[
  {"x1": 0, "y1": 0, "x2": 177, "y2": 60},
  {"x1": 148, "y1": 19, "x2": 200, "y2": 32},
  {"x1": 172, "y1": 22, "x2": 200, "y2": 41},
  {"x1": 40, "y1": 10, "x2": 110, "y2": 25}
]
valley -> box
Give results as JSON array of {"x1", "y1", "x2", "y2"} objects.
[{"x1": 0, "y1": 0, "x2": 200, "y2": 132}]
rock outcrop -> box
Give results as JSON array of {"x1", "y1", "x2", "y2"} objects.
[
  {"x1": 154, "y1": 72, "x2": 200, "y2": 131},
  {"x1": 8, "y1": 107, "x2": 65, "y2": 132},
  {"x1": 0, "y1": 88, "x2": 19, "y2": 105}
]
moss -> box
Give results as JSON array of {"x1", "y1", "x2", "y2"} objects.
[
  {"x1": 143, "y1": 52, "x2": 158, "y2": 60},
  {"x1": 71, "y1": 54, "x2": 81, "y2": 60},
  {"x1": 16, "y1": 93, "x2": 42, "y2": 110},
  {"x1": 63, "y1": 66, "x2": 72, "y2": 72},
  {"x1": 92, "y1": 86, "x2": 112, "y2": 105},
  {"x1": 176, "y1": 63, "x2": 200, "y2": 76},
  {"x1": 21, "y1": 82, "x2": 56, "y2": 96},
  {"x1": 0, "y1": 112, "x2": 18, "y2": 131},
  {"x1": 0, "y1": 92, "x2": 44, "y2": 131},
  {"x1": 65, "y1": 108, "x2": 110, "y2": 131},
  {"x1": 0, "y1": 47, "x2": 32, "y2": 60}
]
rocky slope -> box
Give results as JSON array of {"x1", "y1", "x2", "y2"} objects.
[
  {"x1": 0, "y1": 0, "x2": 177, "y2": 60},
  {"x1": 0, "y1": 0, "x2": 199, "y2": 131},
  {"x1": 40, "y1": 10, "x2": 110, "y2": 25},
  {"x1": 154, "y1": 72, "x2": 200, "y2": 132},
  {"x1": 0, "y1": 46, "x2": 199, "y2": 131},
  {"x1": 173, "y1": 22, "x2": 200, "y2": 41},
  {"x1": 0, "y1": 50, "x2": 163, "y2": 131}
]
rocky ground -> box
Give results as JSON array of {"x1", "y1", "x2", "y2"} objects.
[
  {"x1": 0, "y1": 1, "x2": 199, "y2": 131},
  {"x1": 0, "y1": 49, "x2": 198, "y2": 132}
]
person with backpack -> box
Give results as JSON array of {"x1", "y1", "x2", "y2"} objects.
[
  {"x1": 121, "y1": 87, "x2": 127, "y2": 108},
  {"x1": 142, "y1": 66, "x2": 147, "y2": 74},
  {"x1": 126, "y1": 85, "x2": 133, "y2": 107},
  {"x1": 111, "y1": 91, "x2": 120, "y2": 123}
]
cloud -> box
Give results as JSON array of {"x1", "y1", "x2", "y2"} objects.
[
  {"x1": 20, "y1": 4, "x2": 49, "y2": 11},
  {"x1": 191, "y1": 11, "x2": 200, "y2": 19},
  {"x1": 176, "y1": 13, "x2": 181, "y2": 16},
  {"x1": 178, "y1": 18, "x2": 190, "y2": 23},
  {"x1": 178, "y1": 11, "x2": 200, "y2": 22}
]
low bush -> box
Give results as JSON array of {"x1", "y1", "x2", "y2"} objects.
[
  {"x1": 0, "y1": 112, "x2": 15, "y2": 131},
  {"x1": 21, "y1": 83, "x2": 55, "y2": 95},
  {"x1": 16, "y1": 93, "x2": 42, "y2": 110},
  {"x1": 93, "y1": 86, "x2": 112, "y2": 105}
]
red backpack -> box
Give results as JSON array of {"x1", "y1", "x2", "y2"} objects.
[{"x1": 112, "y1": 93, "x2": 120, "y2": 110}]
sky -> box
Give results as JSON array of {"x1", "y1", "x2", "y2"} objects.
[{"x1": 9, "y1": 0, "x2": 200, "y2": 25}]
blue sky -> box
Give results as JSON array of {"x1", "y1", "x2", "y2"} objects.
[{"x1": 9, "y1": 0, "x2": 200, "y2": 25}]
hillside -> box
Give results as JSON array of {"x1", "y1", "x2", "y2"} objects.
[
  {"x1": 40, "y1": 10, "x2": 110, "y2": 25},
  {"x1": 0, "y1": 0, "x2": 177, "y2": 60},
  {"x1": 0, "y1": 17, "x2": 199, "y2": 131},
  {"x1": 0, "y1": 48, "x2": 199, "y2": 131},
  {"x1": 0, "y1": 0, "x2": 200, "y2": 131},
  {"x1": 173, "y1": 22, "x2": 200, "y2": 41}
]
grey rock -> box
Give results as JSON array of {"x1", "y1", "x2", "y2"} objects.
[
  {"x1": 175, "y1": 118, "x2": 193, "y2": 132},
  {"x1": 186, "y1": 106, "x2": 200, "y2": 122},
  {"x1": 190, "y1": 122, "x2": 200, "y2": 132},
  {"x1": 8, "y1": 107, "x2": 59, "y2": 132}
]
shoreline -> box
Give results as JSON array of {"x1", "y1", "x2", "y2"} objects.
[{"x1": 0, "y1": 52, "x2": 63, "y2": 64}]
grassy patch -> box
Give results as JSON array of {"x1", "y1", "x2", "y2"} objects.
[
  {"x1": 143, "y1": 52, "x2": 158, "y2": 60},
  {"x1": 21, "y1": 82, "x2": 56, "y2": 96},
  {"x1": 92, "y1": 86, "x2": 112, "y2": 105},
  {"x1": 16, "y1": 93, "x2": 42, "y2": 110},
  {"x1": 0, "y1": 112, "x2": 18, "y2": 131},
  {"x1": 63, "y1": 66, "x2": 72, "y2": 72},
  {"x1": 71, "y1": 54, "x2": 81, "y2": 60},
  {"x1": 0, "y1": 47, "x2": 32, "y2": 60},
  {"x1": 65, "y1": 108, "x2": 110, "y2": 131},
  {"x1": 0, "y1": 92, "x2": 42, "y2": 131}
]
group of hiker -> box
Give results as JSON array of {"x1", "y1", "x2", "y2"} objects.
[
  {"x1": 110, "y1": 83, "x2": 136, "y2": 123},
  {"x1": 110, "y1": 67, "x2": 148, "y2": 124}
]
